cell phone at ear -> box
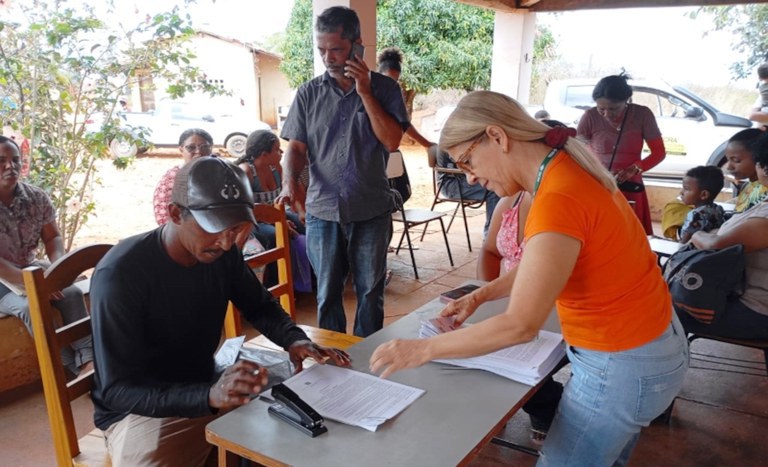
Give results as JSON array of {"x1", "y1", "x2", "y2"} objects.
[
  {"x1": 349, "y1": 43, "x2": 365, "y2": 60},
  {"x1": 439, "y1": 284, "x2": 480, "y2": 303}
]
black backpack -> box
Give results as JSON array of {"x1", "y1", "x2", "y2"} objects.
[{"x1": 662, "y1": 243, "x2": 746, "y2": 325}]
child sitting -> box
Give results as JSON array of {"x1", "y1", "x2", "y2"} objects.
[{"x1": 678, "y1": 165, "x2": 725, "y2": 243}]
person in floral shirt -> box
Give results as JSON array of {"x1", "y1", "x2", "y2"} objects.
[{"x1": 0, "y1": 136, "x2": 93, "y2": 375}]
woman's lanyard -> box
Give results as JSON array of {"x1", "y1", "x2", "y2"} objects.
[{"x1": 532, "y1": 148, "x2": 559, "y2": 197}]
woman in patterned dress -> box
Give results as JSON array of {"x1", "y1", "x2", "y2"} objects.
[{"x1": 236, "y1": 130, "x2": 312, "y2": 292}]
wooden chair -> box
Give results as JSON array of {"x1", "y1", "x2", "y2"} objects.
[
  {"x1": 224, "y1": 203, "x2": 295, "y2": 338},
  {"x1": 22, "y1": 243, "x2": 113, "y2": 467},
  {"x1": 424, "y1": 144, "x2": 487, "y2": 252}
]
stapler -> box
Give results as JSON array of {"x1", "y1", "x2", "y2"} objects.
[{"x1": 268, "y1": 383, "x2": 328, "y2": 437}]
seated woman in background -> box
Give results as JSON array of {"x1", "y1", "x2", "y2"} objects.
[
  {"x1": 677, "y1": 132, "x2": 768, "y2": 340},
  {"x1": 236, "y1": 130, "x2": 312, "y2": 292},
  {"x1": 724, "y1": 128, "x2": 768, "y2": 214},
  {"x1": 152, "y1": 128, "x2": 215, "y2": 225}
]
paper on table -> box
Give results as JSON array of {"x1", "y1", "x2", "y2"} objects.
[
  {"x1": 282, "y1": 364, "x2": 425, "y2": 432},
  {"x1": 420, "y1": 318, "x2": 565, "y2": 386}
]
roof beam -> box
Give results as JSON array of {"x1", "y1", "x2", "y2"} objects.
[{"x1": 458, "y1": 0, "x2": 766, "y2": 13}]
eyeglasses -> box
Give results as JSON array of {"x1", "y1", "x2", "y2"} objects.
[
  {"x1": 183, "y1": 143, "x2": 213, "y2": 154},
  {"x1": 453, "y1": 134, "x2": 485, "y2": 171}
]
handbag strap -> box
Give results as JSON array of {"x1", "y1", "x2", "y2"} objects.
[{"x1": 607, "y1": 105, "x2": 631, "y2": 172}]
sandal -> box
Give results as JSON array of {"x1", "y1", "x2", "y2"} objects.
[{"x1": 530, "y1": 428, "x2": 547, "y2": 445}]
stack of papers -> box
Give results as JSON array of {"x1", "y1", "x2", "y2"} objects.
[
  {"x1": 282, "y1": 364, "x2": 425, "y2": 432},
  {"x1": 420, "y1": 317, "x2": 565, "y2": 386}
]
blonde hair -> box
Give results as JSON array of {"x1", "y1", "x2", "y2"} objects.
[{"x1": 440, "y1": 90, "x2": 617, "y2": 192}]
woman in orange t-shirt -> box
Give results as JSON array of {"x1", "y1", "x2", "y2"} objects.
[{"x1": 370, "y1": 91, "x2": 689, "y2": 466}]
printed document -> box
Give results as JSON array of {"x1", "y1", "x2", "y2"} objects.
[
  {"x1": 282, "y1": 364, "x2": 425, "y2": 432},
  {"x1": 420, "y1": 317, "x2": 565, "y2": 386}
]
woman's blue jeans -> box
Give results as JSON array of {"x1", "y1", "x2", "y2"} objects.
[
  {"x1": 305, "y1": 211, "x2": 392, "y2": 337},
  {"x1": 537, "y1": 313, "x2": 689, "y2": 467}
]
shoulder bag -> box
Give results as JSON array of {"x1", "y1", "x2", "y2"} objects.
[
  {"x1": 662, "y1": 243, "x2": 746, "y2": 324},
  {"x1": 607, "y1": 106, "x2": 644, "y2": 193}
]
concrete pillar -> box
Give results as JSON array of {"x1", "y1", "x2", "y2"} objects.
[
  {"x1": 312, "y1": 0, "x2": 377, "y2": 77},
  {"x1": 490, "y1": 10, "x2": 536, "y2": 104}
]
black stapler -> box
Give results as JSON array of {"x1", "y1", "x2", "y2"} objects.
[{"x1": 268, "y1": 383, "x2": 328, "y2": 437}]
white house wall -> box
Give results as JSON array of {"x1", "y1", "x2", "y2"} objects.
[{"x1": 189, "y1": 35, "x2": 261, "y2": 121}]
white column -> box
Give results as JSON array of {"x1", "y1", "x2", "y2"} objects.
[
  {"x1": 313, "y1": 0, "x2": 377, "y2": 77},
  {"x1": 490, "y1": 10, "x2": 536, "y2": 104}
]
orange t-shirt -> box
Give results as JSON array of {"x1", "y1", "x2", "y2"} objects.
[{"x1": 525, "y1": 152, "x2": 671, "y2": 351}]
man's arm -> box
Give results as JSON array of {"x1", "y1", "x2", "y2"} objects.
[
  {"x1": 346, "y1": 58, "x2": 404, "y2": 151},
  {"x1": 40, "y1": 221, "x2": 65, "y2": 263},
  {"x1": 231, "y1": 256, "x2": 309, "y2": 349},
  {"x1": 277, "y1": 140, "x2": 309, "y2": 214},
  {"x1": 749, "y1": 110, "x2": 768, "y2": 125},
  {"x1": 358, "y1": 87, "x2": 404, "y2": 151},
  {"x1": 405, "y1": 125, "x2": 435, "y2": 149},
  {"x1": 0, "y1": 257, "x2": 23, "y2": 290}
]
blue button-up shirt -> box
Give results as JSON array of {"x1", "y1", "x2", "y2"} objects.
[{"x1": 281, "y1": 72, "x2": 409, "y2": 223}]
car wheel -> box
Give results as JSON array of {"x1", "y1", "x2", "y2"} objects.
[
  {"x1": 225, "y1": 134, "x2": 248, "y2": 157},
  {"x1": 109, "y1": 139, "x2": 138, "y2": 158}
]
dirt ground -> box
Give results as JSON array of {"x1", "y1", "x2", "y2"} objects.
[{"x1": 73, "y1": 143, "x2": 438, "y2": 248}]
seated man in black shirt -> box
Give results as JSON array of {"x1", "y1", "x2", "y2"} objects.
[
  {"x1": 436, "y1": 148, "x2": 500, "y2": 237},
  {"x1": 90, "y1": 157, "x2": 350, "y2": 466}
]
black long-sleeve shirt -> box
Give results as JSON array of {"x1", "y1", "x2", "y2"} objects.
[{"x1": 90, "y1": 228, "x2": 308, "y2": 430}]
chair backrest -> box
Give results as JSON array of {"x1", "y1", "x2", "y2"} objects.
[
  {"x1": 428, "y1": 146, "x2": 486, "y2": 207},
  {"x1": 224, "y1": 203, "x2": 295, "y2": 338},
  {"x1": 22, "y1": 243, "x2": 112, "y2": 466},
  {"x1": 386, "y1": 151, "x2": 405, "y2": 179},
  {"x1": 427, "y1": 144, "x2": 439, "y2": 169}
]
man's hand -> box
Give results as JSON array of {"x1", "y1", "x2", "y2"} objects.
[
  {"x1": 287, "y1": 340, "x2": 351, "y2": 372},
  {"x1": 344, "y1": 54, "x2": 372, "y2": 97},
  {"x1": 209, "y1": 360, "x2": 268, "y2": 411},
  {"x1": 275, "y1": 179, "x2": 303, "y2": 217}
]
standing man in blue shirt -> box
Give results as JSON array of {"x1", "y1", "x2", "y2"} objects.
[{"x1": 279, "y1": 6, "x2": 409, "y2": 337}]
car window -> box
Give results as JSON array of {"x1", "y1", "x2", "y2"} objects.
[
  {"x1": 631, "y1": 91, "x2": 663, "y2": 117},
  {"x1": 563, "y1": 86, "x2": 594, "y2": 110}
]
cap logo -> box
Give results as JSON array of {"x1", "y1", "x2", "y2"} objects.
[{"x1": 220, "y1": 183, "x2": 241, "y2": 200}]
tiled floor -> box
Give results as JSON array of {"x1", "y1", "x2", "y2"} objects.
[{"x1": 1, "y1": 204, "x2": 767, "y2": 466}]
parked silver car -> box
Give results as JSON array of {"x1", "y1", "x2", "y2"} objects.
[{"x1": 107, "y1": 98, "x2": 271, "y2": 158}]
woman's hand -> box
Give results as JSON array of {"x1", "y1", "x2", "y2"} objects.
[
  {"x1": 614, "y1": 164, "x2": 641, "y2": 183},
  {"x1": 440, "y1": 292, "x2": 480, "y2": 326},
  {"x1": 369, "y1": 338, "x2": 431, "y2": 379}
]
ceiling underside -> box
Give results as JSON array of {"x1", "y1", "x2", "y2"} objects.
[{"x1": 460, "y1": 0, "x2": 768, "y2": 13}]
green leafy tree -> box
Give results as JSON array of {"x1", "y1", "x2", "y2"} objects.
[
  {"x1": 281, "y1": 0, "x2": 315, "y2": 88},
  {"x1": 0, "y1": 0, "x2": 220, "y2": 250},
  {"x1": 690, "y1": 5, "x2": 768, "y2": 79},
  {"x1": 279, "y1": 0, "x2": 494, "y2": 114}
]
